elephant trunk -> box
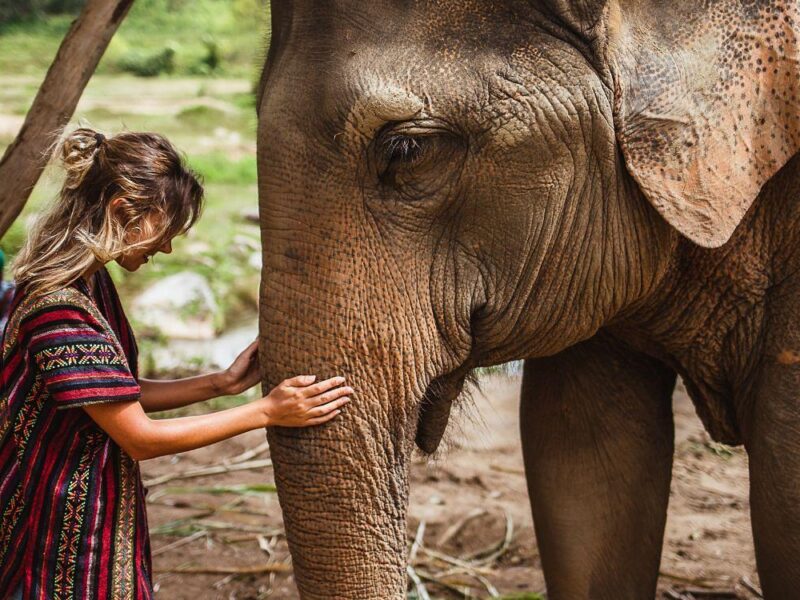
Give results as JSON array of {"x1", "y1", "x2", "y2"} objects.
[
  {"x1": 259, "y1": 239, "x2": 419, "y2": 598},
  {"x1": 265, "y1": 406, "x2": 410, "y2": 598}
]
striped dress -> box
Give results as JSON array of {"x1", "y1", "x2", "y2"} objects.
[{"x1": 0, "y1": 268, "x2": 153, "y2": 599}]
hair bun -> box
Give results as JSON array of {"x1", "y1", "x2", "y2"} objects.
[{"x1": 60, "y1": 127, "x2": 107, "y2": 191}]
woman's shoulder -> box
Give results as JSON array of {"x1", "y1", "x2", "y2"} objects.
[
  {"x1": 17, "y1": 286, "x2": 92, "y2": 319},
  {"x1": 3, "y1": 285, "x2": 101, "y2": 346}
]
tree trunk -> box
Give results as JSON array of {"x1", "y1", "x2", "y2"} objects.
[{"x1": 0, "y1": 0, "x2": 135, "y2": 237}]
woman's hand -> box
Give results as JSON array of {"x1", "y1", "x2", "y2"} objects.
[
  {"x1": 216, "y1": 340, "x2": 261, "y2": 396},
  {"x1": 259, "y1": 375, "x2": 352, "y2": 427}
]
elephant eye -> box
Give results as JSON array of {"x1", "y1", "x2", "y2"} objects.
[
  {"x1": 378, "y1": 134, "x2": 429, "y2": 187},
  {"x1": 373, "y1": 122, "x2": 467, "y2": 198}
]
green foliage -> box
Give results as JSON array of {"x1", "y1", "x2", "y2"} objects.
[
  {"x1": 176, "y1": 105, "x2": 227, "y2": 128},
  {"x1": 101, "y1": 0, "x2": 270, "y2": 77},
  {"x1": 116, "y1": 45, "x2": 176, "y2": 77},
  {"x1": 44, "y1": 0, "x2": 84, "y2": 12},
  {"x1": 188, "y1": 153, "x2": 258, "y2": 186},
  {"x1": 0, "y1": 0, "x2": 84, "y2": 25},
  {"x1": 0, "y1": 16, "x2": 74, "y2": 74},
  {"x1": 0, "y1": 0, "x2": 271, "y2": 77},
  {"x1": 200, "y1": 35, "x2": 220, "y2": 73}
]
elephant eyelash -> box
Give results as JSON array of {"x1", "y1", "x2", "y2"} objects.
[{"x1": 383, "y1": 134, "x2": 425, "y2": 165}]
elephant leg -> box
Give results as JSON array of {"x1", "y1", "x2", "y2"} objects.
[
  {"x1": 520, "y1": 332, "x2": 676, "y2": 600},
  {"x1": 743, "y1": 304, "x2": 800, "y2": 596}
]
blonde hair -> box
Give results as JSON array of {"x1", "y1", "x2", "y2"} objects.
[{"x1": 12, "y1": 128, "x2": 204, "y2": 297}]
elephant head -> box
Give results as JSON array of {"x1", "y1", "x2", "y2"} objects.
[{"x1": 256, "y1": 1, "x2": 800, "y2": 596}]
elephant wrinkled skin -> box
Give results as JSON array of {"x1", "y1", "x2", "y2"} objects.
[{"x1": 256, "y1": 1, "x2": 800, "y2": 597}]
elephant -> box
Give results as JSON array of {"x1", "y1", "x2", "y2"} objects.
[{"x1": 255, "y1": 0, "x2": 800, "y2": 598}]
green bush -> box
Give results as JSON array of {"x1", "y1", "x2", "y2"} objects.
[
  {"x1": 0, "y1": 0, "x2": 84, "y2": 24},
  {"x1": 41, "y1": 0, "x2": 84, "y2": 13},
  {"x1": 201, "y1": 35, "x2": 220, "y2": 72},
  {"x1": 116, "y1": 45, "x2": 176, "y2": 77}
]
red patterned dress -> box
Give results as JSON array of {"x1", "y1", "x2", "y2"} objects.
[{"x1": 0, "y1": 268, "x2": 152, "y2": 599}]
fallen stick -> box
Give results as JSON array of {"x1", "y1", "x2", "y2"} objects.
[
  {"x1": 416, "y1": 569, "x2": 471, "y2": 596},
  {"x1": 472, "y1": 572, "x2": 500, "y2": 598},
  {"x1": 682, "y1": 589, "x2": 739, "y2": 598},
  {"x1": 157, "y1": 483, "x2": 277, "y2": 496},
  {"x1": 406, "y1": 565, "x2": 432, "y2": 600},
  {"x1": 144, "y1": 459, "x2": 273, "y2": 487},
  {"x1": 489, "y1": 464, "x2": 525, "y2": 476},
  {"x1": 740, "y1": 576, "x2": 764, "y2": 598},
  {"x1": 465, "y1": 510, "x2": 514, "y2": 566},
  {"x1": 155, "y1": 563, "x2": 292, "y2": 575},
  {"x1": 416, "y1": 546, "x2": 493, "y2": 575},
  {"x1": 150, "y1": 511, "x2": 216, "y2": 536},
  {"x1": 225, "y1": 440, "x2": 271, "y2": 464},
  {"x1": 659, "y1": 570, "x2": 719, "y2": 588},
  {"x1": 152, "y1": 530, "x2": 208, "y2": 557},
  {"x1": 148, "y1": 498, "x2": 273, "y2": 518},
  {"x1": 408, "y1": 520, "x2": 426, "y2": 564},
  {"x1": 193, "y1": 519, "x2": 283, "y2": 535},
  {"x1": 436, "y1": 508, "x2": 487, "y2": 548},
  {"x1": 220, "y1": 534, "x2": 265, "y2": 544}
]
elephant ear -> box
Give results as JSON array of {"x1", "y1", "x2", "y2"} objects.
[{"x1": 607, "y1": 0, "x2": 800, "y2": 247}]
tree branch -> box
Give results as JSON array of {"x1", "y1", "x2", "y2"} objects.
[{"x1": 0, "y1": 0, "x2": 134, "y2": 237}]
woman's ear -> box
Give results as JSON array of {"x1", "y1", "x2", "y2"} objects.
[
  {"x1": 606, "y1": 0, "x2": 800, "y2": 247},
  {"x1": 108, "y1": 196, "x2": 129, "y2": 221}
]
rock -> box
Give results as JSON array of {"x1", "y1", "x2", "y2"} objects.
[
  {"x1": 144, "y1": 320, "x2": 258, "y2": 375},
  {"x1": 248, "y1": 251, "x2": 262, "y2": 270},
  {"x1": 232, "y1": 234, "x2": 259, "y2": 253},
  {"x1": 240, "y1": 209, "x2": 260, "y2": 224},
  {"x1": 131, "y1": 271, "x2": 219, "y2": 340},
  {"x1": 183, "y1": 240, "x2": 211, "y2": 255}
]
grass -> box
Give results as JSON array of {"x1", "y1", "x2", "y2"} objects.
[
  {"x1": 189, "y1": 152, "x2": 257, "y2": 186},
  {"x1": 0, "y1": 0, "x2": 271, "y2": 78}
]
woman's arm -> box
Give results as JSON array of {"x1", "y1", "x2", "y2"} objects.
[
  {"x1": 138, "y1": 341, "x2": 262, "y2": 413},
  {"x1": 138, "y1": 375, "x2": 228, "y2": 413},
  {"x1": 83, "y1": 375, "x2": 352, "y2": 460}
]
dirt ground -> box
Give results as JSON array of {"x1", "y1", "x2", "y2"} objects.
[{"x1": 143, "y1": 373, "x2": 761, "y2": 599}]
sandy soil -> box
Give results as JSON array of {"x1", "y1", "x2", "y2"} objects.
[{"x1": 143, "y1": 374, "x2": 761, "y2": 599}]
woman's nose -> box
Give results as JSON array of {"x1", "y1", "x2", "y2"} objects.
[{"x1": 159, "y1": 240, "x2": 173, "y2": 254}]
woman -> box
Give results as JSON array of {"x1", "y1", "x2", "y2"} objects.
[{"x1": 0, "y1": 128, "x2": 352, "y2": 599}]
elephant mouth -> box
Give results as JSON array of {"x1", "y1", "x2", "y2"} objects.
[{"x1": 415, "y1": 368, "x2": 475, "y2": 454}]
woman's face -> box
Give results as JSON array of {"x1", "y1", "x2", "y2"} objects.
[
  {"x1": 115, "y1": 237, "x2": 173, "y2": 271},
  {"x1": 115, "y1": 211, "x2": 175, "y2": 272}
]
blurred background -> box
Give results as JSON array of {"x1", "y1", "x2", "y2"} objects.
[{"x1": 0, "y1": 0, "x2": 270, "y2": 402}]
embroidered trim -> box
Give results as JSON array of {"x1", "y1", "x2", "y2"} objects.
[
  {"x1": 2, "y1": 288, "x2": 131, "y2": 372},
  {"x1": 0, "y1": 482, "x2": 24, "y2": 568},
  {"x1": 35, "y1": 343, "x2": 126, "y2": 371},
  {"x1": 12, "y1": 378, "x2": 45, "y2": 457},
  {"x1": 53, "y1": 433, "x2": 102, "y2": 600},
  {"x1": 111, "y1": 454, "x2": 137, "y2": 598}
]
